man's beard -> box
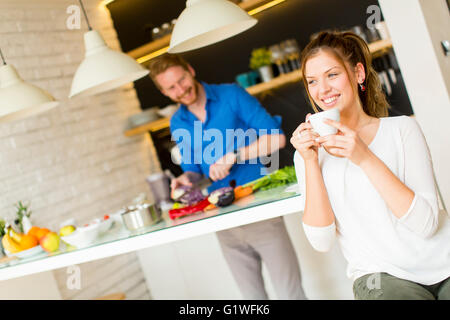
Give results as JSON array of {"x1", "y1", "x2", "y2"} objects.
[{"x1": 175, "y1": 81, "x2": 198, "y2": 105}]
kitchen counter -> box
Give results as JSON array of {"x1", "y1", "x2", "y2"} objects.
[{"x1": 0, "y1": 184, "x2": 303, "y2": 281}]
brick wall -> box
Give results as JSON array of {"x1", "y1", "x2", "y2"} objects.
[{"x1": 0, "y1": 0, "x2": 159, "y2": 299}]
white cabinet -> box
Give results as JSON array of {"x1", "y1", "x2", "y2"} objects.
[{"x1": 137, "y1": 212, "x2": 354, "y2": 300}]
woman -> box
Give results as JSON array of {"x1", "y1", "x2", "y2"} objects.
[{"x1": 290, "y1": 30, "x2": 450, "y2": 300}]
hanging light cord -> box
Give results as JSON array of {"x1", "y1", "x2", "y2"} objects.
[
  {"x1": 0, "y1": 48, "x2": 6, "y2": 65},
  {"x1": 79, "y1": 0, "x2": 93, "y2": 31}
]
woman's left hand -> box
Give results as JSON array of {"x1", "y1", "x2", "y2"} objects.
[{"x1": 316, "y1": 119, "x2": 371, "y2": 166}]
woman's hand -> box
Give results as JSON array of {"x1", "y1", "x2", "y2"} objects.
[
  {"x1": 290, "y1": 113, "x2": 320, "y2": 161},
  {"x1": 317, "y1": 119, "x2": 371, "y2": 166}
]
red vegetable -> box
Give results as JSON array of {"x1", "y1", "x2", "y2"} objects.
[
  {"x1": 172, "y1": 186, "x2": 205, "y2": 205},
  {"x1": 169, "y1": 198, "x2": 210, "y2": 219}
]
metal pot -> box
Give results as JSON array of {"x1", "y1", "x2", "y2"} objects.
[{"x1": 121, "y1": 203, "x2": 161, "y2": 231}]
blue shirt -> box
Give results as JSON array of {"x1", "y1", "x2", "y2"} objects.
[{"x1": 170, "y1": 82, "x2": 283, "y2": 192}]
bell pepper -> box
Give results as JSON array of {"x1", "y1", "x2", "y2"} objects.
[{"x1": 168, "y1": 198, "x2": 211, "y2": 219}]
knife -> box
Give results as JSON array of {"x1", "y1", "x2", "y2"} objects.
[{"x1": 193, "y1": 177, "x2": 213, "y2": 191}]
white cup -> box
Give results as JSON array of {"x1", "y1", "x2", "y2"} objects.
[{"x1": 308, "y1": 108, "x2": 340, "y2": 136}]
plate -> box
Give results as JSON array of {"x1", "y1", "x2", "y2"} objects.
[{"x1": 5, "y1": 245, "x2": 45, "y2": 259}]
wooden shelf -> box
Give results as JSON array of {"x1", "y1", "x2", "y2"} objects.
[
  {"x1": 126, "y1": 0, "x2": 283, "y2": 63},
  {"x1": 246, "y1": 69, "x2": 302, "y2": 95},
  {"x1": 368, "y1": 38, "x2": 394, "y2": 57},
  {"x1": 127, "y1": 34, "x2": 171, "y2": 62},
  {"x1": 124, "y1": 38, "x2": 393, "y2": 137},
  {"x1": 124, "y1": 117, "x2": 171, "y2": 137},
  {"x1": 247, "y1": 38, "x2": 393, "y2": 96}
]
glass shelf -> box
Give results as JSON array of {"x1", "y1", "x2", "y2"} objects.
[{"x1": 0, "y1": 183, "x2": 300, "y2": 271}]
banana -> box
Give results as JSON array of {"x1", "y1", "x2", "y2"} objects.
[
  {"x1": 8, "y1": 227, "x2": 23, "y2": 243},
  {"x1": 2, "y1": 233, "x2": 22, "y2": 254}
]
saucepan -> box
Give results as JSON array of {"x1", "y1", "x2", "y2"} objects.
[{"x1": 121, "y1": 203, "x2": 162, "y2": 231}]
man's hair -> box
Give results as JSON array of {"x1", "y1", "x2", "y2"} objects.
[{"x1": 147, "y1": 53, "x2": 190, "y2": 89}]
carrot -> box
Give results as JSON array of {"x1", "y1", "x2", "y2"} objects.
[
  {"x1": 204, "y1": 203, "x2": 217, "y2": 211},
  {"x1": 234, "y1": 186, "x2": 253, "y2": 200}
]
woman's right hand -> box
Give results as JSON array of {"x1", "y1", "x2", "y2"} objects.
[{"x1": 290, "y1": 113, "x2": 320, "y2": 161}]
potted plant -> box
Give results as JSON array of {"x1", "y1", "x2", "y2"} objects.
[{"x1": 249, "y1": 47, "x2": 274, "y2": 83}]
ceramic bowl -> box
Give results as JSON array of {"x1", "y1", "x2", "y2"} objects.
[{"x1": 61, "y1": 223, "x2": 100, "y2": 248}]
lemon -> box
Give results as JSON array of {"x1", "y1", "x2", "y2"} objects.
[{"x1": 59, "y1": 225, "x2": 76, "y2": 237}]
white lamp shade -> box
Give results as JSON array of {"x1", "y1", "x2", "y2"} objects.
[
  {"x1": 69, "y1": 30, "x2": 149, "y2": 98},
  {"x1": 0, "y1": 64, "x2": 59, "y2": 122},
  {"x1": 168, "y1": 0, "x2": 257, "y2": 53}
]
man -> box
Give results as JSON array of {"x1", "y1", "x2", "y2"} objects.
[{"x1": 148, "y1": 54, "x2": 305, "y2": 300}]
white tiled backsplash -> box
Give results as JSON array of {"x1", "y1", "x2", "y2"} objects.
[{"x1": 0, "y1": 0, "x2": 160, "y2": 300}]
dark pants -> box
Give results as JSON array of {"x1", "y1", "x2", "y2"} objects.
[{"x1": 353, "y1": 272, "x2": 450, "y2": 300}]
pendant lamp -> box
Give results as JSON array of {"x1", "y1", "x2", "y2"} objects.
[
  {"x1": 69, "y1": 0, "x2": 149, "y2": 98},
  {"x1": 168, "y1": 0, "x2": 257, "y2": 53},
  {"x1": 0, "y1": 49, "x2": 59, "y2": 122}
]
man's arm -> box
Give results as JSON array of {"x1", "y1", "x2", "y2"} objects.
[
  {"x1": 209, "y1": 133, "x2": 285, "y2": 181},
  {"x1": 230, "y1": 85, "x2": 285, "y2": 159},
  {"x1": 237, "y1": 133, "x2": 286, "y2": 161}
]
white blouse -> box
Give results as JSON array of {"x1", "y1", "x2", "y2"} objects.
[{"x1": 294, "y1": 115, "x2": 450, "y2": 285}]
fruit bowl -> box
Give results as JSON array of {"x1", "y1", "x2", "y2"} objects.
[
  {"x1": 5, "y1": 245, "x2": 45, "y2": 259},
  {"x1": 61, "y1": 223, "x2": 100, "y2": 248}
]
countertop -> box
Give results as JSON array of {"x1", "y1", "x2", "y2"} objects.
[{"x1": 0, "y1": 184, "x2": 303, "y2": 281}]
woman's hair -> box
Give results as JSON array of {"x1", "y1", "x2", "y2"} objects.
[
  {"x1": 147, "y1": 53, "x2": 190, "y2": 89},
  {"x1": 300, "y1": 30, "x2": 389, "y2": 118}
]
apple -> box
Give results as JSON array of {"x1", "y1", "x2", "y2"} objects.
[{"x1": 40, "y1": 232, "x2": 60, "y2": 252}]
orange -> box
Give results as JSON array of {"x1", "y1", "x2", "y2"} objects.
[
  {"x1": 20, "y1": 234, "x2": 38, "y2": 250},
  {"x1": 27, "y1": 226, "x2": 40, "y2": 237},
  {"x1": 35, "y1": 228, "x2": 50, "y2": 241}
]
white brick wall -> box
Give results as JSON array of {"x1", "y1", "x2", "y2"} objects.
[{"x1": 0, "y1": 0, "x2": 159, "y2": 300}]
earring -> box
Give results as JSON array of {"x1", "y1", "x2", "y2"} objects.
[{"x1": 359, "y1": 82, "x2": 366, "y2": 92}]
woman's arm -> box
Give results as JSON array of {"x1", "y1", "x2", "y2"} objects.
[
  {"x1": 394, "y1": 117, "x2": 439, "y2": 237},
  {"x1": 359, "y1": 120, "x2": 439, "y2": 237},
  {"x1": 319, "y1": 117, "x2": 439, "y2": 238},
  {"x1": 358, "y1": 150, "x2": 415, "y2": 219},
  {"x1": 302, "y1": 158, "x2": 336, "y2": 252},
  {"x1": 291, "y1": 117, "x2": 337, "y2": 252},
  {"x1": 293, "y1": 149, "x2": 336, "y2": 252},
  {"x1": 291, "y1": 119, "x2": 336, "y2": 228},
  {"x1": 302, "y1": 159, "x2": 335, "y2": 227}
]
